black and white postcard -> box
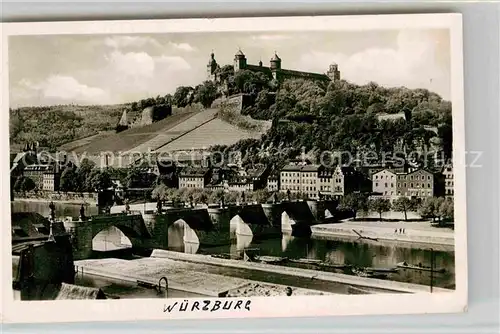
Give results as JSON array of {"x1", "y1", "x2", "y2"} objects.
[{"x1": 1, "y1": 14, "x2": 467, "y2": 323}]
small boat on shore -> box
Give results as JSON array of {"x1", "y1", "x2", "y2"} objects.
[
  {"x1": 253, "y1": 255, "x2": 288, "y2": 265},
  {"x1": 352, "y1": 268, "x2": 388, "y2": 279},
  {"x1": 210, "y1": 253, "x2": 231, "y2": 259},
  {"x1": 397, "y1": 262, "x2": 446, "y2": 273},
  {"x1": 289, "y1": 258, "x2": 323, "y2": 265},
  {"x1": 365, "y1": 267, "x2": 399, "y2": 274}
]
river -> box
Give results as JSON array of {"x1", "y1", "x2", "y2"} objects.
[{"x1": 12, "y1": 200, "x2": 456, "y2": 298}]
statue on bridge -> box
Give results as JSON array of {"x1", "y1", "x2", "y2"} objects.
[
  {"x1": 49, "y1": 201, "x2": 56, "y2": 221},
  {"x1": 287, "y1": 189, "x2": 291, "y2": 202},
  {"x1": 125, "y1": 199, "x2": 130, "y2": 214},
  {"x1": 318, "y1": 191, "x2": 323, "y2": 201},
  {"x1": 220, "y1": 194, "x2": 225, "y2": 208},
  {"x1": 241, "y1": 191, "x2": 246, "y2": 205},
  {"x1": 189, "y1": 195, "x2": 194, "y2": 208},
  {"x1": 273, "y1": 192, "x2": 278, "y2": 204},
  {"x1": 79, "y1": 204, "x2": 86, "y2": 221},
  {"x1": 156, "y1": 197, "x2": 162, "y2": 213}
]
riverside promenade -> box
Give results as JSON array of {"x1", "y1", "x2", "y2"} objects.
[
  {"x1": 150, "y1": 250, "x2": 451, "y2": 294},
  {"x1": 311, "y1": 219, "x2": 454, "y2": 251},
  {"x1": 74, "y1": 257, "x2": 332, "y2": 298}
]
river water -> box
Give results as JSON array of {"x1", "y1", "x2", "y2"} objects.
[{"x1": 12, "y1": 200, "x2": 456, "y2": 298}]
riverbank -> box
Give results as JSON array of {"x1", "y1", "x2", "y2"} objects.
[
  {"x1": 150, "y1": 249, "x2": 452, "y2": 294},
  {"x1": 74, "y1": 257, "x2": 332, "y2": 298},
  {"x1": 13, "y1": 198, "x2": 97, "y2": 205},
  {"x1": 311, "y1": 220, "x2": 454, "y2": 250}
]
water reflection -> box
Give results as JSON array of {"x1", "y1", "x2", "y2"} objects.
[
  {"x1": 12, "y1": 200, "x2": 97, "y2": 219},
  {"x1": 167, "y1": 219, "x2": 199, "y2": 254}
]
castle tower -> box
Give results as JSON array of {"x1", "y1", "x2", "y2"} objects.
[
  {"x1": 326, "y1": 63, "x2": 341, "y2": 81},
  {"x1": 233, "y1": 49, "x2": 247, "y2": 72},
  {"x1": 207, "y1": 51, "x2": 218, "y2": 81},
  {"x1": 270, "y1": 52, "x2": 282, "y2": 71}
]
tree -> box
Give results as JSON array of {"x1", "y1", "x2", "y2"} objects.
[
  {"x1": 13, "y1": 176, "x2": 24, "y2": 193},
  {"x1": 20, "y1": 176, "x2": 36, "y2": 194},
  {"x1": 151, "y1": 184, "x2": 169, "y2": 200},
  {"x1": 89, "y1": 169, "x2": 112, "y2": 192},
  {"x1": 340, "y1": 193, "x2": 369, "y2": 219},
  {"x1": 193, "y1": 81, "x2": 218, "y2": 108},
  {"x1": 173, "y1": 86, "x2": 194, "y2": 107},
  {"x1": 437, "y1": 197, "x2": 454, "y2": 224},
  {"x1": 60, "y1": 167, "x2": 78, "y2": 192},
  {"x1": 251, "y1": 189, "x2": 270, "y2": 204},
  {"x1": 418, "y1": 197, "x2": 443, "y2": 222},
  {"x1": 369, "y1": 198, "x2": 392, "y2": 221},
  {"x1": 392, "y1": 197, "x2": 412, "y2": 221},
  {"x1": 76, "y1": 158, "x2": 95, "y2": 192},
  {"x1": 210, "y1": 189, "x2": 225, "y2": 206},
  {"x1": 193, "y1": 189, "x2": 210, "y2": 205},
  {"x1": 216, "y1": 65, "x2": 234, "y2": 83}
]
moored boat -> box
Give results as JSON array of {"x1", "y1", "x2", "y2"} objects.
[
  {"x1": 397, "y1": 262, "x2": 446, "y2": 273},
  {"x1": 253, "y1": 255, "x2": 288, "y2": 265},
  {"x1": 365, "y1": 267, "x2": 399, "y2": 274},
  {"x1": 289, "y1": 258, "x2": 322, "y2": 265}
]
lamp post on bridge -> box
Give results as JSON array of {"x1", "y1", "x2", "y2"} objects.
[{"x1": 47, "y1": 201, "x2": 56, "y2": 243}]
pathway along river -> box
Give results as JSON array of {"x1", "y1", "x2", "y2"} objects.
[{"x1": 12, "y1": 200, "x2": 456, "y2": 298}]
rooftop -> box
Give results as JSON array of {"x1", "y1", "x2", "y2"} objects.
[{"x1": 179, "y1": 167, "x2": 211, "y2": 177}]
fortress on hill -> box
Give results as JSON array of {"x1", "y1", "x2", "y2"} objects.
[{"x1": 207, "y1": 49, "x2": 341, "y2": 83}]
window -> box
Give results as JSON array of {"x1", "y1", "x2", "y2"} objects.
[
  {"x1": 410, "y1": 176, "x2": 413, "y2": 180},
  {"x1": 391, "y1": 183, "x2": 394, "y2": 187},
  {"x1": 398, "y1": 183, "x2": 401, "y2": 187},
  {"x1": 375, "y1": 183, "x2": 378, "y2": 187},
  {"x1": 410, "y1": 183, "x2": 414, "y2": 187},
  {"x1": 375, "y1": 175, "x2": 378, "y2": 179},
  {"x1": 384, "y1": 183, "x2": 388, "y2": 187},
  {"x1": 404, "y1": 183, "x2": 407, "y2": 187},
  {"x1": 428, "y1": 176, "x2": 431, "y2": 180}
]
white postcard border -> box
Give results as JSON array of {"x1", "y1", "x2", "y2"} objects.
[{"x1": 0, "y1": 13, "x2": 467, "y2": 324}]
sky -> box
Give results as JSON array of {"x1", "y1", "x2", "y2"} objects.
[{"x1": 9, "y1": 29, "x2": 451, "y2": 108}]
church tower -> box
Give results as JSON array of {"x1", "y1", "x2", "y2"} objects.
[
  {"x1": 270, "y1": 52, "x2": 282, "y2": 70},
  {"x1": 233, "y1": 49, "x2": 247, "y2": 72},
  {"x1": 207, "y1": 52, "x2": 218, "y2": 81},
  {"x1": 326, "y1": 63, "x2": 341, "y2": 81}
]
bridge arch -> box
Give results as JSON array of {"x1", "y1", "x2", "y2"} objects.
[
  {"x1": 167, "y1": 219, "x2": 200, "y2": 254},
  {"x1": 91, "y1": 223, "x2": 142, "y2": 251},
  {"x1": 92, "y1": 226, "x2": 132, "y2": 251}
]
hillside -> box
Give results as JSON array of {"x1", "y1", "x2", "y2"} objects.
[
  {"x1": 10, "y1": 104, "x2": 127, "y2": 151},
  {"x1": 63, "y1": 108, "x2": 199, "y2": 154},
  {"x1": 155, "y1": 117, "x2": 269, "y2": 153}
]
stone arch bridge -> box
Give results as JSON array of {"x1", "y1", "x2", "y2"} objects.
[{"x1": 71, "y1": 200, "x2": 339, "y2": 260}]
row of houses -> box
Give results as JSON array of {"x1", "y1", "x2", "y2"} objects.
[
  {"x1": 177, "y1": 159, "x2": 454, "y2": 201},
  {"x1": 178, "y1": 164, "x2": 270, "y2": 193},
  {"x1": 277, "y1": 162, "x2": 453, "y2": 200},
  {"x1": 11, "y1": 146, "x2": 454, "y2": 201}
]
